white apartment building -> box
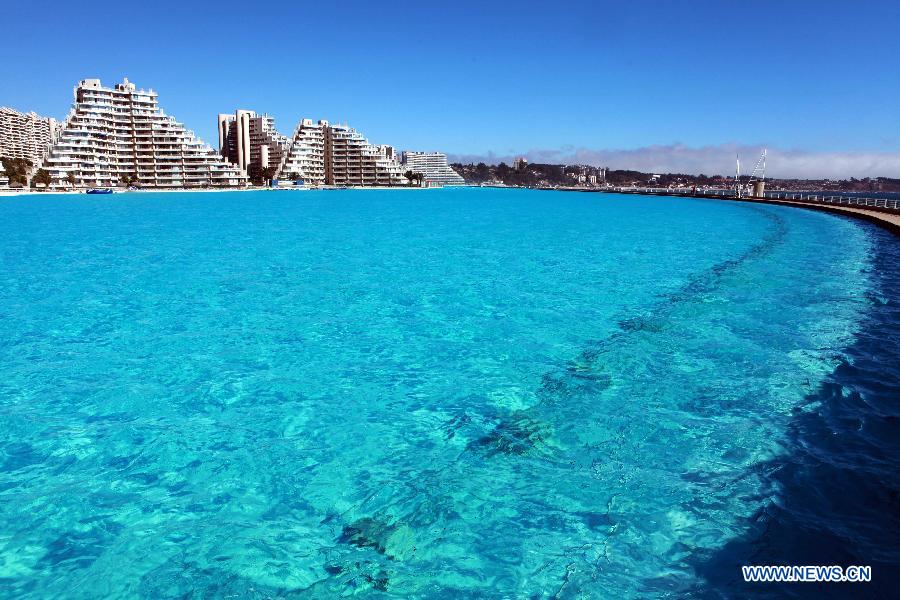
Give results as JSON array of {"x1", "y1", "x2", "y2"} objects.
[
  {"x1": 0, "y1": 107, "x2": 58, "y2": 169},
  {"x1": 274, "y1": 120, "x2": 404, "y2": 187},
  {"x1": 42, "y1": 78, "x2": 245, "y2": 189},
  {"x1": 218, "y1": 110, "x2": 290, "y2": 180},
  {"x1": 276, "y1": 118, "x2": 328, "y2": 186},
  {"x1": 401, "y1": 151, "x2": 465, "y2": 186},
  {"x1": 325, "y1": 124, "x2": 405, "y2": 187}
]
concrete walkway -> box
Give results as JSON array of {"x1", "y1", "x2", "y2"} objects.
[{"x1": 731, "y1": 196, "x2": 900, "y2": 236}]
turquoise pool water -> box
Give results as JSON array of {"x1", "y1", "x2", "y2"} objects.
[{"x1": 0, "y1": 188, "x2": 880, "y2": 597}]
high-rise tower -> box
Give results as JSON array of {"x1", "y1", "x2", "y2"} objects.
[{"x1": 218, "y1": 110, "x2": 290, "y2": 180}]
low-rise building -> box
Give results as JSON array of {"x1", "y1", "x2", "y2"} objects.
[{"x1": 401, "y1": 151, "x2": 465, "y2": 186}]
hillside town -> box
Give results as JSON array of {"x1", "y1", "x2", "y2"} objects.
[{"x1": 452, "y1": 158, "x2": 900, "y2": 193}]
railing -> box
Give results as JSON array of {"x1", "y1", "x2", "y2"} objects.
[
  {"x1": 762, "y1": 191, "x2": 900, "y2": 211},
  {"x1": 607, "y1": 187, "x2": 900, "y2": 212}
]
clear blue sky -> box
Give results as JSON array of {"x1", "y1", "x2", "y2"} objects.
[{"x1": 2, "y1": 0, "x2": 899, "y2": 168}]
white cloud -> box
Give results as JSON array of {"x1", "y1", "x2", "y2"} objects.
[{"x1": 448, "y1": 144, "x2": 900, "y2": 179}]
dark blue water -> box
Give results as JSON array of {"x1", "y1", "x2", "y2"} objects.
[{"x1": 692, "y1": 222, "x2": 900, "y2": 599}]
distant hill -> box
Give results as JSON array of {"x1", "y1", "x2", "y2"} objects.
[{"x1": 451, "y1": 161, "x2": 900, "y2": 193}]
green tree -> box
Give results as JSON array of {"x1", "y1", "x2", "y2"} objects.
[
  {"x1": 1, "y1": 157, "x2": 32, "y2": 187},
  {"x1": 404, "y1": 170, "x2": 416, "y2": 186},
  {"x1": 248, "y1": 166, "x2": 265, "y2": 186},
  {"x1": 474, "y1": 162, "x2": 491, "y2": 182},
  {"x1": 119, "y1": 173, "x2": 139, "y2": 187},
  {"x1": 33, "y1": 168, "x2": 52, "y2": 189},
  {"x1": 261, "y1": 167, "x2": 276, "y2": 185},
  {"x1": 66, "y1": 172, "x2": 77, "y2": 189}
]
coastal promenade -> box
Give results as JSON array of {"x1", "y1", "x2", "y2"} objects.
[{"x1": 545, "y1": 187, "x2": 900, "y2": 236}]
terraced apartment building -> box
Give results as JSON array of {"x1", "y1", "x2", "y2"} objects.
[
  {"x1": 401, "y1": 151, "x2": 465, "y2": 186},
  {"x1": 0, "y1": 106, "x2": 58, "y2": 169},
  {"x1": 277, "y1": 118, "x2": 328, "y2": 186},
  {"x1": 324, "y1": 124, "x2": 404, "y2": 186},
  {"x1": 42, "y1": 78, "x2": 245, "y2": 189},
  {"x1": 271, "y1": 120, "x2": 404, "y2": 187}
]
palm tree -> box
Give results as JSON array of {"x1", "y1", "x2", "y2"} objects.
[
  {"x1": 118, "y1": 173, "x2": 139, "y2": 188},
  {"x1": 67, "y1": 172, "x2": 77, "y2": 190},
  {"x1": 404, "y1": 170, "x2": 415, "y2": 186}
]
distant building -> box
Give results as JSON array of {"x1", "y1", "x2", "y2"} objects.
[
  {"x1": 513, "y1": 156, "x2": 528, "y2": 171},
  {"x1": 218, "y1": 110, "x2": 291, "y2": 180},
  {"x1": 588, "y1": 174, "x2": 597, "y2": 185},
  {"x1": 0, "y1": 107, "x2": 58, "y2": 170},
  {"x1": 42, "y1": 78, "x2": 245, "y2": 189},
  {"x1": 401, "y1": 151, "x2": 465, "y2": 186}
]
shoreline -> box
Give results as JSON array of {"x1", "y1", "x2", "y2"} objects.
[{"x1": 0, "y1": 185, "x2": 435, "y2": 197}]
